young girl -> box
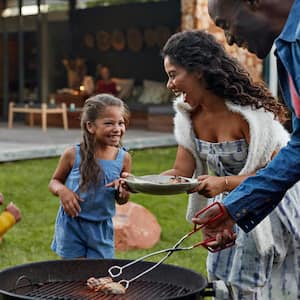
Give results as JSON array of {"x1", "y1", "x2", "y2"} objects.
[
  {"x1": 49, "y1": 94, "x2": 131, "y2": 259},
  {"x1": 161, "y1": 30, "x2": 300, "y2": 299}
]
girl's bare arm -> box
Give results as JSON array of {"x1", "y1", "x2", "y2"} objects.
[
  {"x1": 115, "y1": 152, "x2": 132, "y2": 205},
  {"x1": 48, "y1": 146, "x2": 83, "y2": 217},
  {"x1": 48, "y1": 146, "x2": 75, "y2": 196}
]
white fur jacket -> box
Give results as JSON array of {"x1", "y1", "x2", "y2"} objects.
[{"x1": 173, "y1": 96, "x2": 290, "y2": 254}]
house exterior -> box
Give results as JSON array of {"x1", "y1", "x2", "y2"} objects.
[{"x1": 0, "y1": 0, "x2": 277, "y2": 123}]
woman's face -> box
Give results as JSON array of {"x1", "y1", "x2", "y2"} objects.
[{"x1": 164, "y1": 56, "x2": 203, "y2": 109}]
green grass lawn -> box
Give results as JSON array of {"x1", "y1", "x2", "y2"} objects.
[{"x1": 0, "y1": 147, "x2": 207, "y2": 276}]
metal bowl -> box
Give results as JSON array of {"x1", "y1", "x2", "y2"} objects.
[{"x1": 125, "y1": 175, "x2": 199, "y2": 195}]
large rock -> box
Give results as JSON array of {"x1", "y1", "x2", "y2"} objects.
[{"x1": 113, "y1": 201, "x2": 161, "y2": 251}]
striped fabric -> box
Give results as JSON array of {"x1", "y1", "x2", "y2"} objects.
[{"x1": 195, "y1": 138, "x2": 299, "y2": 300}]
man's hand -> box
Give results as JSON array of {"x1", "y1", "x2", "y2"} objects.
[{"x1": 192, "y1": 202, "x2": 236, "y2": 251}]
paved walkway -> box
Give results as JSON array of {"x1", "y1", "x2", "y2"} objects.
[{"x1": 0, "y1": 122, "x2": 176, "y2": 162}]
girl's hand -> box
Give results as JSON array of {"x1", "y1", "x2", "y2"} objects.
[
  {"x1": 115, "y1": 182, "x2": 130, "y2": 205},
  {"x1": 106, "y1": 178, "x2": 130, "y2": 204},
  {"x1": 106, "y1": 172, "x2": 132, "y2": 204},
  {"x1": 106, "y1": 172, "x2": 134, "y2": 192},
  {"x1": 188, "y1": 175, "x2": 227, "y2": 198},
  {"x1": 120, "y1": 172, "x2": 132, "y2": 179},
  {"x1": 58, "y1": 187, "x2": 84, "y2": 217}
]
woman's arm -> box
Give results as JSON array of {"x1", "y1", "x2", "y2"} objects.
[
  {"x1": 193, "y1": 111, "x2": 279, "y2": 199},
  {"x1": 161, "y1": 145, "x2": 196, "y2": 177},
  {"x1": 193, "y1": 173, "x2": 255, "y2": 198}
]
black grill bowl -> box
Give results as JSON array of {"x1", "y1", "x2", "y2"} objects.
[{"x1": 0, "y1": 259, "x2": 213, "y2": 300}]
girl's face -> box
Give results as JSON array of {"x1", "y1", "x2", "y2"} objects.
[
  {"x1": 88, "y1": 106, "x2": 126, "y2": 147},
  {"x1": 164, "y1": 56, "x2": 203, "y2": 109}
]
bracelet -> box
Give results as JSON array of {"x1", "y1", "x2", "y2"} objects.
[{"x1": 224, "y1": 176, "x2": 230, "y2": 191}]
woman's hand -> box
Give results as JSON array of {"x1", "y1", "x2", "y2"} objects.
[
  {"x1": 58, "y1": 187, "x2": 84, "y2": 217},
  {"x1": 189, "y1": 175, "x2": 227, "y2": 197}
]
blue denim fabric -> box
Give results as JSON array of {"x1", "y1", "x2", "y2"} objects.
[
  {"x1": 51, "y1": 207, "x2": 114, "y2": 259},
  {"x1": 224, "y1": 0, "x2": 300, "y2": 232},
  {"x1": 51, "y1": 144, "x2": 126, "y2": 258}
]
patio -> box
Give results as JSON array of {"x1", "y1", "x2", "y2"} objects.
[{"x1": 0, "y1": 122, "x2": 176, "y2": 162}]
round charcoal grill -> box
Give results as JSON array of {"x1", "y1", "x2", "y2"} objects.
[{"x1": 0, "y1": 259, "x2": 214, "y2": 299}]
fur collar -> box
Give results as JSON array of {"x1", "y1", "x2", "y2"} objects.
[{"x1": 173, "y1": 95, "x2": 289, "y2": 175}]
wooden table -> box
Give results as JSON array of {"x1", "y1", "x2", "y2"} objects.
[{"x1": 8, "y1": 102, "x2": 68, "y2": 132}]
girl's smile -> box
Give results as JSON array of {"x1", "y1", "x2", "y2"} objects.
[{"x1": 89, "y1": 106, "x2": 126, "y2": 147}]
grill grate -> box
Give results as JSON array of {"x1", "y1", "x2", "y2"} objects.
[{"x1": 13, "y1": 280, "x2": 191, "y2": 300}]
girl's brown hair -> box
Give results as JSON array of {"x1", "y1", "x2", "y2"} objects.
[{"x1": 79, "y1": 93, "x2": 130, "y2": 191}]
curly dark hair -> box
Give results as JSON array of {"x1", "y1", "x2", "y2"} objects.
[
  {"x1": 79, "y1": 94, "x2": 130, "y2": 191},
  {"x1": 161, "y1": 30, "x2": 287, "y2": 123}
]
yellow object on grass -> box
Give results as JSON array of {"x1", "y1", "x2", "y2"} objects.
[{"x1": 0, "y1": 211, "x2": 16, "y2": 237}]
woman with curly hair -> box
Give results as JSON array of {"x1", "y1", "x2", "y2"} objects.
[{"x1": 161, "y1": 30, "x2": 299, "y2": 299}]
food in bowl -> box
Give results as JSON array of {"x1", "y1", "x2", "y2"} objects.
[{"x1": 167, "y1": 176, "x2": 188, "y2": 184}]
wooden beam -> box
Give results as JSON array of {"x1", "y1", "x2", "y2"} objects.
[
  {"x1": 2, "y1": 0, "x2": 9, "y2": 117},
  {"x1": 18, "y1": 0, "x2": 24, "y2": 103}
]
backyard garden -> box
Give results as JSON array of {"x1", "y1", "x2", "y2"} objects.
[{"x1": 0, "y1": 147, "x2": 207, "y2": 276}]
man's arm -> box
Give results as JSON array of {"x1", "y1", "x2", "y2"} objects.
[
  {"x1": 224, "y1": 40, "x2": 300, "y2": 232},
  {"x1": 224, "y1": 123, "x2": 300, "y2": 232}
]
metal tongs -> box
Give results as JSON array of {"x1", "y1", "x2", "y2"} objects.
[{"x1": 108, "y1": 202, "x2": 235, "y2": 289}]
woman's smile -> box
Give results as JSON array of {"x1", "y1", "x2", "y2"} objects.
[{"x1": 164, "y1": 56, "x2": 203, "y2": 109}]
